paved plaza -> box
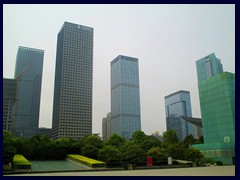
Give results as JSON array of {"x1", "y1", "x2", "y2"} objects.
[{"x1": 6, "y1": 165, "x2": 235, "y2": 176}]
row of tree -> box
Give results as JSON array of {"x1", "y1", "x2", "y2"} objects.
[{"x1": 3, "y1": 129, "x2": 205, "y2": 166}]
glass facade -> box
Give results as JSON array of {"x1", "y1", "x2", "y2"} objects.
[
  {"x1": 196, "y1": 53, "x2": 223, "y2": 81},
  {"x1": 102, "y1": 112, "x2": 111, "y2": 141},
  {"x1": 111, "y1": 55, "x2": 141, "y2": 139},
  {"x1": 193, "y1": 53, "x2": 235, "y2": 165},
  {"x1": 193, "y1": 72, "x2": 235, "y2": 164},
  {"x1": 52, "y1": 22, "x2": 93, "y2": 139},
  {"x1": 13, "y1": 46, "x2": 44, "y2": 137},
  {"x1": 165, "y1": 91, "x2": 195, "y2": 141},
  {"x1": 3, "y1": 78, "x2": 17, "y2": 131}
]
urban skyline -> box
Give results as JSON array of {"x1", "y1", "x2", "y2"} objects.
[{"x1": 3, "y1": 4, "x2": 235, "y2": 136}]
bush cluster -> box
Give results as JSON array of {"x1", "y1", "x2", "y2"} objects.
[
  {"x1": 12, "y1": 154, "x2": 31, "y2": 170},
  {"x1": 67, "y1": 154, "x2": 106, "y2": 168}
]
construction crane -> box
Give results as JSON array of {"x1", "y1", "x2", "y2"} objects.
[{"x1": 12, "y1": 64, "x2": 30, "y2": 136}]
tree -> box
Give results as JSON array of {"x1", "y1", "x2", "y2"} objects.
[
  {"x1": 183, "y1": 134, "x2": 195, "y2": 146},
  {"x1": 165, "y1": 143, "x2": 186, "y2": 160},
  {"x1": 185, "y1": 148, "x2": 204, "y2": 162},
  {"x1": 147, "y1": 147, "x2": 168, "y2": 161},
  {"x1": 98, "y1": 145, "x2": 122, "y2": 162},
  {"x1": 162, "y1": 130, "x2": 179, "y2": 145},
  {"x1": 81, "y1": 144, "x2": 99, "y2": 159},
  {"x1": 195, "y1": 136, "x2": 204, "y2": 144},
  {"x1": 3, "y1": 130, "x2": 16, "y2": 164},
  {"x1": 83, "y1": 134, "x2": 103, "y2": 149},
  {"x1": 122, "y1": 144, "x2": 146, "y2": 164},
  {"x1": 106, "y1": 133, "x2": 126, "y2": 148},
  {"x1": 12, "y1": 137, "x2": 28, "y2": 154},
  {"x1": 140, "y1": 135, "x2": 162, "y2": 152},
  {"x1": 131, "y1": 130, "x2": 147, "y2": 144}
]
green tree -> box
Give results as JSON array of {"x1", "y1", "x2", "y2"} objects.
[
  {"x1": 195, "y1": 136, "x2": 204, "y2": 144},
  {"x1": 122, "y1": 144, "x2": 146, "y2": 164},
  {"x1": 131, "y1": 130, "x2": 147, "y2": 144},
  {"x1": 183, "y1": 134, "x2": 195, "y2": 146},
  {"x1": 147, "y1": 147, "x2": 168, "y2": 161},
  {"x1": 140, "y1": 135, "x2": 162, "y2": 152},
  {"x1": 185, "y1": 148, "x2": 204, "y2": 162},
  {"x1": 12, "y1": 137, "x2": 28, "y2": 154},
  {"x1": 46, "y1": 140, "x2": 67, "y2": 160},
  {"x1": 162, "y1": 130, "x2": 179, "y2": 145},
  {"x1": 106, "y1": 133, "x2": 126, "y2": 148},
  {"x1": 81, "y1": 144, "x2": 99, "y2": 159},
  {"x1": 199, "y1": 156, "x2": 215, "y2": 165},
  {"x1": 3, "y1": 130, "x2": 16, "y2": 164},
  {"x1": 83, "y1": 134, "x2": 103, "y2": 149},
  {"x1": 98, "y1": 145, "x2": 122, "y2": 162},
  {"x1": 165, "y1": 143, "x2": 186, "y2": 160}
]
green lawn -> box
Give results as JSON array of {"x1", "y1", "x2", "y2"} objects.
[{"x1": 31, "y1": 160, "x2": 85, "y2": 171}]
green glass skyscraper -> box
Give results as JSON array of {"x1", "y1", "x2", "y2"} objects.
[{"x1": 193, "y1": 53, "x2": 235, "y2": 165}]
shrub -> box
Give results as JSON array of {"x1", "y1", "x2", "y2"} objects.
[
  {"x1": 199, "y1": 157, "x2": 215, "y2": 166},
  {"x1": 215, "y1": 161, "x2": 223, "y2": 166},
  {"x1": 67, "y1": 154, "x2": 106, "y2": 168},
  {"x1": 12, "y1": 154, "x2": 31, "y2": 170}
]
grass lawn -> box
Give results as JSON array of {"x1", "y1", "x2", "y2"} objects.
[{"x1": 31, "y1": 160, "x2": 86, "y2": 171}]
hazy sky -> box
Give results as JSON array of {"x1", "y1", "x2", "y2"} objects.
[{"x1": 3, "y1": 4, "x2": 235, "y2": 136}]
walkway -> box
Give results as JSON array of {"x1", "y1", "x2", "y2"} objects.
[{"x1": 6, "y1": 165, "x2": 235, "y2": 176}]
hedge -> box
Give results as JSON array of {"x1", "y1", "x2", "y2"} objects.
[
  {"x1": 12, "y1": 154, "x2": 31, "y2": 170},
  {"x1": 67, "y1": 154, "x2": 106, "y2": 168}
]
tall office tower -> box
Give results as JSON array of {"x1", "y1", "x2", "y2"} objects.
[
  {"x1": 110, "y1": 55, "x2": 141, "y2": 139},
  {"x1": 13, "y1": 46, "x2": 44, "y2": 137},
  {"x1": 102, "y1": 117, "x2": 107, "y2": 141},
  {"x1": 193, "y1": 53, "x2": 235, "y2": 165},
  {"x1": 196, "y1": 53, "x2": 223, "y2": 81},
  {"x1": 164, "y1": 90, "x2": 195, "y2": 141},
  {"x1": 52, "y1": 22, "x2": 93, "y2": 139},
  {"x1": 3, "y1": 78, "x2": 17, "y2": 131}
]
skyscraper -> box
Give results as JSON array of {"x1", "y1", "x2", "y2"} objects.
[
  {"x1": 3, "y1": 78, "x2": 17, "y2": 131},
  {"x1": 110, "y1": 55, "x2": 141, "y2": 139},
  {"x1": 13, "y1": 46, "x2": 44, "y2": 137},
  {"x1": 52, "y1": 22, "x2": 93, "y2": 139},
  {"x1": 102, "y1": 112, "x2": 111, "y2": 141},
  {"x1": 193, "y1": 53, "x2": 235, "y2": 165},
  {"x1": 164, "y1": 90, "x2": 195, "y2": 141},
  {"x1": 196, "y1": 53, "x2": 223, "y2": 81}
]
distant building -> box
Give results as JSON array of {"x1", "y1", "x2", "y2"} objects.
[
  {"x1": 193, "y1": 53, "x2": 235, "y2": 165},
  {"x1": 13, "y1": 46, "x2": 44, "y2": 138},
  {"x1": 102, "y1": 112, "x2": 111, "y2": 141},
  {"x1": 52, "y1": 22, "x2": 93, "y2": 139},
  {"x1": 196, "y1": 53, "x2": 223, "y2": 81},
  {"x1": 180, "y1": 116, "x2": 203, "y2": 139},
  {"x1": 164, "y1": 90, "x2": 195, "y2": 141},
  {"x1": 34, "y1": 127, "x2": 52, "y2": 137},
  {"x1": 3, "y1": 78, "x2": 17, "y2": 131},
  {"x1": 110, "y1": 55, "x2": 141, "y2": 139},
  {"x1": 151, "y1": 131, "x2": 163, "y2": 141}
]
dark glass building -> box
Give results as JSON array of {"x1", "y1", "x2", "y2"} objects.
[
  {"x1": 3, "y1": 78, "x2": 17, "y2": 131},
  {"x1": 164, "y1": 90, "x2": 195, "y2": 141},
  {"x1": 13, "y1": 46, "x2": 44, "y2": 137},
  {"x1": 110, "y1": 55, "x2": 141, "y2": 139},
  {"x1": 52, "y1": 22, "x2": 93, "y2": 139}
]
